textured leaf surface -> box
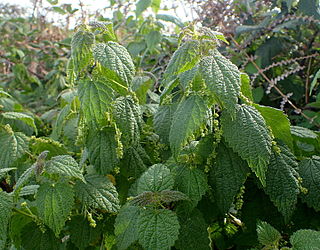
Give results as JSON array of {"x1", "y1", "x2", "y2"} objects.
[
  {"x1": 200, "y1": 52, "x2": 240, "y2": 111},
  {"x1": 240, "y1": 73, "x2": 253, "y2": 101},
  {"x1": 256, "y1": 221, "x2": 281, "y2": 247},
  {"x1": 291, "y1": 126, "x2": 318, "y2": 139},
  {"x1": 162, "y1": 40, "x2": 200, "y2": 86},
  {"x1": 221, "y1": 104, "x2": 272, "y2": 185},
  {"x1": 210, "y1": 142, "x2": 249, "y2": 214},
  {"x1": 69, "y1": 215, "x2": 102, "y2": 249},
  {"x1": 36, "y1": 182, "x2": 74, "y2": 236},
  {"x1": 14, "y1": 165, "x2": 35, "y2": 192},
  {"x1": 2, "y1": 112, "x2": 37, "y2": 134},
  {"x1": 112, "y1": 96, "x2": 142, "y2": 146},
  {"x1": 175, "y1": 209, "x2": 210, "y2": 250},
  {"x1": 86, "y1": 127, "x2": 119, "y2": 174},
  {"x1": 45, "y1": 155, "x2": 84, "y2": 181},
  {"x1": 94, "y1": 42, "x2": 135, "y2": 85},
  {"x1": 298, "y1": 156, "x2": 320, "y2": 211},
  {"x1": 75, "y1": 174, "x2": 120, "y2": 212},
  {"x1": 254, "y1": 105, "x2": 293, "y2": 149},
  {"x1": 120, "y1": 146, "x2": 147, "y2": 178},
  {"x1": 169, "y1": 95, "x2": 207, "y2": 156},
  {"x1": 0, "y1": 127, "x2": 29, "y2": 169},
  {"x1": 78, "y1": 78, "x2": 115, "y2": 127},
  {"x1": 290, "y1": 229, "x2": 320, "y2": 249},
  {"x1": 138, "y1": 209, "x2": 180, "y2": 250},
  {"x1": 137, "y1": 164, "x2": 174, "y2": 193},
  {"x1": 21, "y1": 222, "x2": 61, "y2": 250},
  {"x1": 154, "y1": 104, "x2": 177, "y2": 145},
  {"x1": 173, "y1": 165, "x2": 208, "y2": 205},
  {"x1": 130, "y1": 190, "x2": 188, "y2": 206},
  {"x1": 0, "y1": 191, "x2": 13, "y2": 249},
  {"x1": 71, "y1": 27, "x2": 94, "y2": 72},
  {"x1": 115, "y1": 205, "x2": 141, "y2": 250},
  {"x1": 264, "y1": 145, "x2": 299, "y2": 222}
]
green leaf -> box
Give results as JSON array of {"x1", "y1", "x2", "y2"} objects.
[
  {"x1": 36, "y1": 182, "x2": 74, "y2": 236},
  {"x1": 154, "y1": 104, "x2": 177, "y2": 145},
  {"x1": 309, "y1": 69, "x2": 320, "y2": 95},
  {"x1": 14, "y1": 165, "x2": 36, "y2": 192},
  {"x1": 120, "y1": 146, "x2": 147, "y2": 178},
  {"x1": 93, "y1": 42, "x2": 135, "y2": 86},
  {"x1": 291, "y1": 126, "x2": 318, "y2": 139},
  {"x1": 0, "y1": 167, "x2": 16, "y2": 178},
  {"x1": 31, "y1": 137, "x2": 67, "y2": 158},
  {"x1": 88, "y1": 21, "x2": 117, "y2": 41},
  {"x1": 298, "y1": 0, "x2": 320, "y2": 19},
  {"x1": 137, "y1": 164, "x2": 174, "y2": 193},
  {"x1": 136, "y1": 0, "x2": 152, "y2": 16},
  {"x1": 138, "y1": 208, "x2": 180, "y2": 250},
  {"x1": 130, "y1": 190, "x2": 188, "y2": 206},
  {"x1": 162, "y1": 40, "x2": 200, "y2": 88},
  {"x1": 145, "y1": 30, "x2": 161, "y2": 50},
  {"x1": 132, "y1": 76, "x2": 152, "y2": 104},
  {"x1": 175, "y1": 209, "x2": 210, "y2": 250},
  {"x1": 265, "y1": 145, "x2": 299, "y2": 222},
  {"x1": 221, "y1": 104, "x2": 272, "y2": 186},
  {"x1": 256, "y1": 221, "x2": 281, "y2": 247},
  {"x1": 112, "y1": 96, "x2": 142, "y2": 146},
  {"x1": 254, "y1": 104, "x2": 293, "y2": 149},
  {"x1": 210, "y1": 142, "x2": 249, "y2": 214},
  {"x1": 156, "y1": 14, "x2": 185, "y2": 28},
  {"x1": 21, "y1": 222, "x2": 61, "y2": 250},
  {"x1": 44, "y1": 155, "x2": 84, "y2": 181},
  {"x1": 69, "y1": 215, "x2": 102, "y2": 249},
  {"x1": 240, "y1": 73, "x2": 253, "y2": 101},
  {"x1": 173, "y1": 165, "x2": 208, "y2": 206},
  {"x1": 74, "y1": 174, "x2": 120, "y2": 212},
  {"x1": 200, "y1": 51, "x2": 241, "y2": 112},
  {"x1": 0, "y1": 191, "x2": 13, "y2": 249},
  {"x1": 86, "y1": 127, "x2": 120, "y2": 174},
  {"x1": 71, "y1": 26, "x2": 95, "y2": 73},
  {"x1": 78, "y1": 78, "x2": 115, "y2": 127},
  {"x1": 2, "y1": 112, "x2": 37, "y2": 135},
  {"x1": 0, "y1": 126, "x2": 29, "y2": 169},
  {"x1": 169, "y1": 95, "x2": 207, "y2": 156},
  {"x1": 20, "y1": 185, "x2": 39, "y2": 196},
  {"x1": 290, "y1": 229, "x2": 320, "y2": 249},
  {"x1": 115, "y1": 205, "x2": 141, "y2": 250},
  {"x1": 151, "y1": 0, "x2": 161, "y2": 13},
  {"x1": 298, "y1": 156, "x2": 320, "y2": 211}
]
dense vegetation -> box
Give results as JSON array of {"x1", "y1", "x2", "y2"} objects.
[{"x1": 0, "y1": 0, "x2": 319, "y2": 249}]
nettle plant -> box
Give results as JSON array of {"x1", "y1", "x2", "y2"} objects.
[{"x1": 1, "y1": 22, "x2": 320, "y2": 249}]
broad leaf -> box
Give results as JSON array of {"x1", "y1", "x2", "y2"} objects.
[
  {"x1": 210, "y1": 142, "x2": 249, "y2": 214},
  {"x1": 290, "y1": 229, "x2": 320, "y2": 249},
  {"x1": 115, "y1": 205, "x2": 141, "y2": 250},
  {"x1": 0, "y1": 126, "x2": 29, "y2": 169},
  {"x1": 86, "y1": 127, "x2": 120, "y2": 174},
  {"x1": 291, "y1": 126, "x2": 318, "y2": 139},
  {"x1": 71, "y1": 26, "x2": 95, "y2": 72},
  {"x1": 240, "y1": 73, "x2": 253, "y2": 102},
  {"x1": 0, "y1": 191, "x2": 13, "y2": 249},
  {"x1": 256, "y1": 221, "x2": 281, "y2": 247},
  {"x1": 21, "y1": 222, "x2": 61, "y2": 250},
  {"x1": 175, "y1": 209, "x2": 210, "y2": 250},
  {"x1": 200, "y1": 51, "x2": 241, "y2": 112},
  {"x1": 156, "y1": 14, "x2": 185, "y2": 28},
  {"x1": 130, "y1": 190, "x2": 188, "y2": 206},
  {"x1": 162, "y1": 40, "x2": 200, "y2": 87},
  {"x1": 93, "y1": 42, "x2": 135, "y2": 86},
  {"x1": 44, "y1": 155, "x2": 84, "y2": 181},
  {"x1": 221, "y1": 104, "x2": 272, "y2": 186},
  {"x1": 112, "y1": 96, "x2": 142, "y2": 146},
  {"x1": 154, "y1": 104, "x2": 177, "y2": 145},
  {"x1": 137, "y1": 164, "x2": 174, "y2": 193},
  {"x1": 74, "y1": 174, "x2": 120, "y2": 212},
  {"x1": 78, "y1": 78, "x2": 115, "y2": 127},
  {"x1": 135, "y1": 0, "x2": 152, "y2": 17},
  {"x1": 68, "y1": 215, "x2": 102, "y2": 249},
  {"x1": 264, "y1": 144, "x2": 300, "y2": 222},
  {"x1": 298, "y1": 156, "x2": 320, "y2": 211},
  {"x1": 254, "y1": 104, "x2": 293, "y2": 149},
  {"x1": 145, "y1": 30, "x2": 161, "y2": 50},
  {"x1": 169, "y1": 95, "x2": 207, "y2": 156},
  {"x1": 138, "y1": 208, "x2": 180, "y2": 250},
  {"x1": 2, "y1": 112, "x2": 37, "y2": 135},
  {"x1": 120, "y1": 146, "x2": 147, "y2": 178},
  {"x1": 14, "y1": 165, "x2": 36, "y2": 192},
  {"x1": 173, "y1": 165, "x2": 208, "y2": 206},
  {"x1": 36, "y1": 182, "x2": 74, "y2": 236}
]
